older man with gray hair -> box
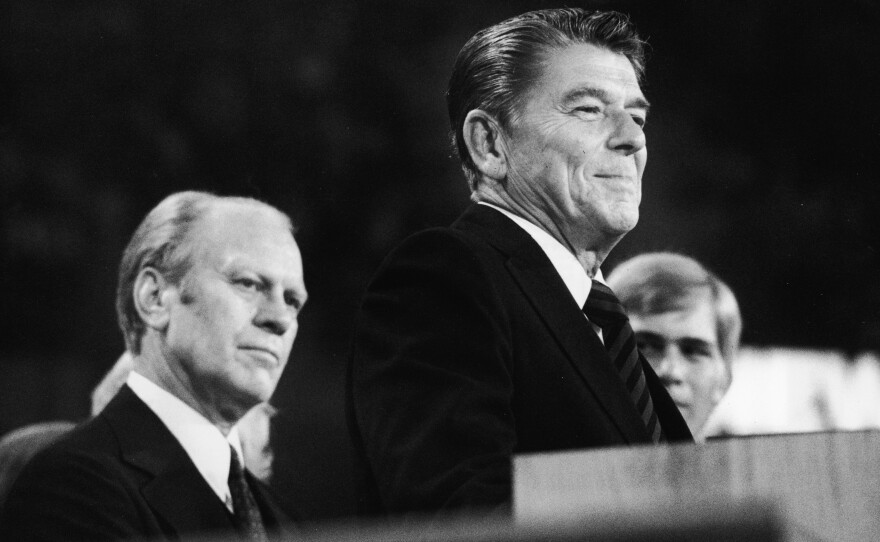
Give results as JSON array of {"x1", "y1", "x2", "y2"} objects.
[
  {"x1": 349, "y1": 8, "x2": 691, "y2": 517},
  {"x1": 1, "y1": 191, "x2": 307, "y2": 541}
]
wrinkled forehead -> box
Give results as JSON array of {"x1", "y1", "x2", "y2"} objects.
[
  {"x1": 538, "y1": 42, "x2": 641, "y2": 85},
  {"x1": 212, "y1": 199, "x2": 291, "y2": 229},
  {"x1": 516, "y1": 42, "x2": 645, "y2": 113},
  {"x1": 187, "y1": 201, "x2": 297, "y2": 262}
]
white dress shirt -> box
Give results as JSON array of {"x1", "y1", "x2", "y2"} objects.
[
  {"x1": 478, "y1": 202, "x2": 606, "y2": 337},
  {"x1": 127, "y1": 371, "x2": 243, "y2": 512}
]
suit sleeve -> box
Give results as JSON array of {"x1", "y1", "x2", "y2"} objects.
[
  {"x1": 0, "y1": 447, "x2": 150, "y2": 542},
  {"x1": 350, "y1": 229, "x2": 515, "y2": 514}
]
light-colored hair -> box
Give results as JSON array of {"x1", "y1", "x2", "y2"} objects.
[
  {"x1": 115, "y1": 191, "x2": 293, "y2": 354},
  {"x1": 446, "y1": 8, "x2": 647, "y2": 190},
  {"x1": 607, "y1": 252, "x2": 742, "y2": 386}
]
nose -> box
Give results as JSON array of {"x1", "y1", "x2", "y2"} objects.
[
  {"x1": 607, "y1": 111, "x2": 646, "y2": 156},
  {"x1": 653, "y1": 347, "x2": 685, "y2": 384},
  {"x1": 254, "y1": 291, "x2": 295, "y2": 336}
]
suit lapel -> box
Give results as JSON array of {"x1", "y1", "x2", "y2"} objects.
[
  {"x1": 138, "y1": 457, "x2": 233, "y2": 536},
  {"x1": 455, "y1": 205, "x2": 650, "y2": 443},
  {"x1": 102, "y1": 386, "x2": 235, "y2": 535}
]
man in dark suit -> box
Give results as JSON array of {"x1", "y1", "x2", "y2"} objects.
[
  {"x1": 0, "y1": 191, "x2": 308, "y2": 541},
  {"x1": 348, "y1": 8, "x2": 692, "y2": 517}
]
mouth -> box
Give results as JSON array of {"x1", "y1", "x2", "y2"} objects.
[
  {"x1": 239, "y1": 346, "x2": 280, "y2": 365},
  {"x1": 664, "y1": 389, "x2": 691, "y2": 410},
  {"x1": 670, "y1": 398, "x2": 692, "y2": 412},
  {"x1": 594, "y1": 172, "x2": 632, "y2": 180}
]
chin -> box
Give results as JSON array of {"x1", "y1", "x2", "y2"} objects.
[
  {"x1": 617, "y1": 211, "x2": 640, "y2": 232},
  {"x1": 600, "y1": 221, "x2": 638, "y2": 239},
  {"x1": 247, "y1": 383, "x2": 276, "y2": 404},
  {"x1": 228, "y1": 384, "x2": 272, "y2": 412},
  {"x1": 674, "y1": 404, "x2": 692, "y2": 420},
  {"x1": 239, "y1": 366, "x2": 280, "y2": 392},
  {"x1": 599, "y1": 209, "x2": 639, "y2": 235}
]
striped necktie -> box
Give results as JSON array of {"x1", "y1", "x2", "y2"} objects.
[
  {"x1": 228, "y1": 446, "x2": 269, "y2": 542},
  {"x1": 582, "y1": 280, "x2": 663, "y2": 443}
]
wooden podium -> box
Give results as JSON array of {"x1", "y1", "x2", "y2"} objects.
[
  {"x1": 193, "y1": 432, "x2": 879, "y2": 542},
  {"x1": 514, "y1": 430, "x2": 880, "y2": 541}
]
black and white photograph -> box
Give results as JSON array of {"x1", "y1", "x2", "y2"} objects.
[{"x1": 1, "y1": 1, "x2": 878, "y2": 540}]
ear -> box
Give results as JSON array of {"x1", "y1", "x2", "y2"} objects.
[
  {"x1": 462, "y1": 109, "x2": 509, "y2": 182},
  {"x1": 133, "y1": 267, "x2": 174, "y2": 332}
]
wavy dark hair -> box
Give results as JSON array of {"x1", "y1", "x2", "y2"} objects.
[{"x1": 446, "y1": 8, "x2": 647, "y2": 189}]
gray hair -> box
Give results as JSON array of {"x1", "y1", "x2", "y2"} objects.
[{"x1": 115, "y1": 191, "x2": 292, "y2": 354}]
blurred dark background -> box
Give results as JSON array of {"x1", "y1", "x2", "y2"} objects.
[{"x1": 1, "y1": 0, "x2": 878, "y2": 521}]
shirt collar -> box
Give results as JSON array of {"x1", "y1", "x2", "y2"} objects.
[
  {"x1": 478, "y1": 202, "x2": 602, "y2": 307},
  {"x1": 127, "y1": 371, "x2": 242, "y2": 510}
]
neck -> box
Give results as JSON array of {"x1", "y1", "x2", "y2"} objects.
[
  {"x1": 134, "y1": 341, "x2": 241, "y2": 435},
  {"x1": 474, "y1": 183, "x2": 620, "y2": 278}
]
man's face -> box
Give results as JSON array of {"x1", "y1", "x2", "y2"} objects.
[
  {"x1": 630, "y1": 299, "x2": 729, "y2": 436},
  {"x1": 164, "y1": 202, "x2": 307, "y2": 420},
  {"x1": 502, "y1": 42, "x2": 648, "y2": 246}
]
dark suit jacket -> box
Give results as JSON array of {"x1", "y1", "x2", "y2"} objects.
[
  {"x1": 348, "y1": 204, "x2": 692, "y2": 515},
  {"x1": 0, "y1": 385, "x2": 291, "y2": 541}
]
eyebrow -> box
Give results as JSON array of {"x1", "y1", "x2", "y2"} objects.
[
  {"x1": 562, "y1": 86, "x2": 651, "y2": 114},
  {"x1": 635, "y1": 331, "x2": 715, "y2": 348},
  {"x1": 226, "y1": 263, "x2": 308, "y2": 304},
  {"x1": 634, "y1": 331, "x2": 666, "y2": 343},
  {"x1": 678, "y1": 337, "x2": 716, "y2": 350}
]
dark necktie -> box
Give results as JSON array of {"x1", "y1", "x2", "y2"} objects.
[
  {"x1": 582, "y1": 281, "x2": 663, "y2": 443},
  {"x1": 228, "y1": 446, "x2": 269, "y2": 542}
]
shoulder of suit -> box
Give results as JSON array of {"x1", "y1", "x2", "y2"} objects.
[{"x1": 378, "y1": 226, "x2": 493, "y2": 270}]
